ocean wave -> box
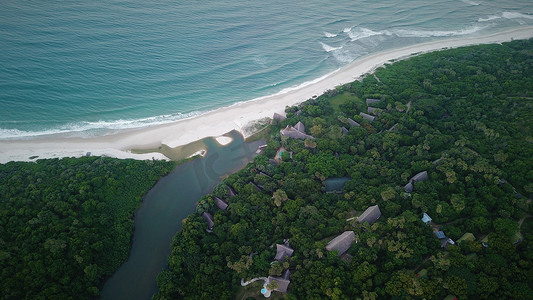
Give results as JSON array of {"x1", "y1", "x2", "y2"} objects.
[
  {"x1": 502, "y1": 12, "x2": 533, "y2": 20},
  {"x1": 479, "y1": 12, "x2": 533, "y2": 22},
  {"x1": 0, "y1": 112, "x2": 202, "y2": 139},
  {"x1": 478, "y1": 15, "x2": 501, "y2": 22},
  {"x1": 324, "y1": 31, "x2": 338, "y2": 38},
  {"x1": 461, "y1": 0, "x2": 480, "y2": 6},
  {"x1": 320, "y1": 42, "x2": 342, "y2": 52},
  {"x1": 348, "y1": 27, "x2": 383, "y2": 41},
  {"x1": 343, "y1": 27, "x2": 352, "y2": 33},
  {"x1": 393, "y1": 25, "x2": 486, "y2": 38}
]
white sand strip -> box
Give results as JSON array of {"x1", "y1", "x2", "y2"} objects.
[{"x1": 1, "y1": 26, "x2": 532, "y2": 163}]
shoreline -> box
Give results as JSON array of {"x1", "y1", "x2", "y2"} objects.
[{"x1": 1, "y1": 26, "x2": 533, "y2": 163}]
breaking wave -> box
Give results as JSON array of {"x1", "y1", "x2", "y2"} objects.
[{"x1": 0, "y1": 111, "x2": 202, "y2": 139}]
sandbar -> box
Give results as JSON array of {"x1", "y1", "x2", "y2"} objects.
[{"x1": 1, "y1": 26, "x2": 532, "y2": 163}]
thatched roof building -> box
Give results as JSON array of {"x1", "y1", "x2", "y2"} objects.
[
  {"x1": 325, "y1": 231, "x2": 355, "y2": 256},
  {"x1": 267, "y1": 275, "x2": 290, "y2": 293},
  {"x1": 275, "y1": 244, "x2": 294, "y2": 261},
  {"x1": 359, "y1": 112, "x2": 375, "y2": 122},
  {"x1": 273, "y1": 113, "x2": 286, "y2": 122},
  {"x1": 404, "y1": 182, "x2": 414, "y2": 193},
  {"x1": 215, "y1": 197, "x2": 228, "y2": 211},
  {"x1": 227, "y1": 185, "x2": 236, "y2": 197},
  {"x1": 411, "y1": 171, "x2": 428, "y2": 183},
  {"x1": 202, "y1": 212, "x2": 214, "y2": 229},
  {"x1": 347, "y1": 118, "x2": 360, "y2": 127},
  {"x1": 368, "y1": 107, "x2": 376, "y2": 114},
  {"x1": 404, "y1": 171, "x2": 429, "y2": 192},
  {"x1": 342, "y1": 127, "x2": 349, "y2": 134},
  {"x1": 366, "y1": 98, "x2": 381, "y2": 105},
  {"x1": 357, "y1": 205, "x2": 381, "y2": 224},
  {"x1": 280, "y1": 122, "x2": 314, "y2": 140}
]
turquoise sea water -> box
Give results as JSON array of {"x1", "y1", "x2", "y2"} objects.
[{"x1": 1, "y1": 0, "x2": 532, "y2": 139}]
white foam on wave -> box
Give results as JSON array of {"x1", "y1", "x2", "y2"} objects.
[
  {"x1": 502, "y1": 12, "x2": 533, "y2": 20},
  {"x1": 461, "y1": 0, "x2": 480, "y2": 6},
  {"x1": 324, "y1": 31, "x2": 338, "y2": 38},
  {"x1": 0, "y1": 111, "x2": 202, "y2": 139},
  {"x1": 348, "y1": 27, "x2": 383, "y2": 41},
  {"x1": 343, "y1": 27, "x2": 352, "y2": 33},
  {"x1": 479, "y1": 12, "x2": 533, "y2": 22},
  {"x1": 394, "y1": 25, "x2": 486, "y2": 38},
  {"x1": 478, "y1": 15, "x2": 501, "y2": 22},
  {"x1": 320, "y1": 42, "x2": 342, "y2": 52}
]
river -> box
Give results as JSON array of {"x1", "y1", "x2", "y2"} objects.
[{"x1": 100, "y1": 131, "x2": 265, "y2": 299}]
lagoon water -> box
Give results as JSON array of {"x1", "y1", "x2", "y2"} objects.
[
  {"x1": 100, "y1": 131, "x2": 264, "y2": 299},
  {"x1": 1, "y1": 0, "x2": 532, "y2": 139}
]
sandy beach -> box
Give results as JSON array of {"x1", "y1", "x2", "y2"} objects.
[{"x1": 1, "y1": 26, "x2": 532, "y2": 163}]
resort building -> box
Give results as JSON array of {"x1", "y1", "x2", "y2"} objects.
[
  {"x1": 359, "y1": 112, "x2": 375, "y2": 122},
  {"x1": 275, "y1": 244, "x2": 294, "y2": 261},
  {"x1": 347, "y1": 118, "x2": 360, "y2": 127},
  {"x1": 280, "y1": 121, "x2": 314, "y2": 139},
  {"x1": 227, "y1": 185, "x2": 237, "y2": 197},
  {"x1": 325, "y1": 231, "x2": 356, "y2": 256},
  {"x1": 421, "y1": 213, "x2": 432, "y2": 225},
  {"x1": 214, "y1": 197, "x2": 228, "y2": 211},
  {"x1": 368, "y1": 107, "x2": 376, "y2": 114},
  {"x1": 202, "y1": 212, "x2": 214, "y2": 230},
  {"x1": 404, "y1": 171, "x2": 429, "y2": 192},
  {"x1": 342, "y1": 127, "x2": 349, "y2": 134},
  {"x1": 272, "y1": 112, "x2": 286, "y2": 122},
  {"x1": 366, "y1": 98, "x2": 381, "y2": 105},
  {"x1": 267, "y1": 269, "x2": 291, "y2": 293},
  {"x1": 357, "y1": 205, "x2": 381, "y2": 224}
]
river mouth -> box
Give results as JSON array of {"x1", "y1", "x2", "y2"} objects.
[{"x1": 100, "y1": 130, "x2": 265, "y2": 300}]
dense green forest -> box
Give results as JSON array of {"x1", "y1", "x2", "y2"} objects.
[
  {"x1": 0, "y1": 157, "x2": 175, "y2": 299},
  {"x1": 154, "y1": 39, "x2": 533, "y2": 299}
]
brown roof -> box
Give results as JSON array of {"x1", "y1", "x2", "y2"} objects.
[
  {"x1": 280, "y1": 125, "x2": 314, "y2": 139},
  {"x1": 347, "y1": 118, "x2": 361, "y2": 127},
  {"x1": 342, "y1": 127, "x2": 349, "y2": 134},
  {"x1": 411, "y1": 171, "x2": 428, "y2": 183},
  {"x1": 227, "y1": 185, "x2": 236, "y2": 197},
  {"x1": 275, "y1": 244, "x2": 294, "y2": 261},
  {"x1": 357, "y1": 205, "x2": 381, "y2": 224},
  {"x1": 325, "y1": 231, "x2": 355, "y2": 256},
  {"x1": 359, "y1": 112, "x2": 375, "y2": 122},
  {"x1": 215, "y1": 197, "x2": 228, "y2": 211},
  {"x1": 202, "y1": 212, "x2": 214, "y2": 229},
  {"x1": 404, "y1": 182, "x2": 414, "y2": 193},
  {"x1": 294, "y1": 121, "x2": 305, "y2": 132},
  {"x1": 367, "y1": 107, "x2": 376, "y2": 114},
  {"x1": 366, "y1": 98, "x2": 381, "y2": 105},
  {"x1": 267, "y1": 276, "x2": 290, "y2": 293},
  {"x1": 273, "y1": 113, "x2": 286, "y2": 122}
]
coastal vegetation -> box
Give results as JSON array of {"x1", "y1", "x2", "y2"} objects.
[
  {"x1": 0, "y1": 157, "x2": 175, "y2": 299},
  {"x1": 154, "y1": 39, "x2": 533, "y2": 299}
]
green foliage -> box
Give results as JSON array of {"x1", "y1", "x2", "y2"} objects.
[
  {"x1": 0, "y1": 157, "x2": 175, "y2": 299},
  {"x1": 155, "y1": 39, "x2": 533, "y2": 299}
]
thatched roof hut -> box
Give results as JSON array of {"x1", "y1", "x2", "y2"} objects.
[
  {"x1": 359, "y1": 112, "x2": 375, "y2": 122},
  {"x1": 366, "y1": 98, "x2": 381, "y2": 105},
  {"x1": 368, "y1": 107, "x2": 376, "y2": 114},
  {"x1": 325, "y1": 231, "x2": 355, "y2": 256},
  {"x1": 411, "y1": 171, "x2": 428, "y2": 183},
  {"x1": 404, "y1": 182, "x2": 413, "y2": 193},
  {"x1": 215, "y1": 197, "x2": 228, "y2": 211},
  {"x1": 267, "y1": 275, "x2": 290, "y2": 293},
  {"x1": 202, "y1": 212, "x2": 214, "y2": 229},
  {"x1": 227, "y1": 185, "x2": 237, "y2": 197},
  {"x1": 347, "y1": 118, "x2": 360, "y2": 127},
  {"x1": 404, "y1": 171, "x2": 428, "y2": 192},
  {"x1": 342, "y1": 127, "x2": 349, "y2": 134},
  {"x1": 275, "y1": 244, "x2": 294, "y2": 261},
  {"x1": 357, "y1": 205, "x2": 381, "y2": 224},
  {"x1": 280, "y1": 125, "x2": 314, "y2": 139},
  {"x1": 273, "y1": 113, "x2": 286, "y2": 122}
]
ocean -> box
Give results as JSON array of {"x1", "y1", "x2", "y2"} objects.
[{"x1": 1, "y1": 0, "x2": 532, "y2": 139}]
